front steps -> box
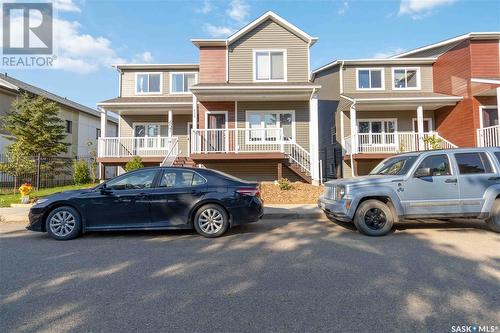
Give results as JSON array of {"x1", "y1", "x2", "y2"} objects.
[
  {"x1": 283, "y1": 160, "x2": 312, "y2": 183},
  {"x1": 172, "y1": 156, "x2": 196, "y2": 168}
]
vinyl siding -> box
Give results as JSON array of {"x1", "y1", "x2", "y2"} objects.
[
  {"x1": 121, "y1": 69, "x2": 199, "y2": 97},
  {"x1": 343, "y1": 64, "x2": 434, "y2": 94},
  {"x1": 228, "y1": 19, "x2": 309, "y2": 83},
  {"x1": 202, "y1": 161, "x2": 304, "y2": 182},
  {"x1": 237, "y1": 101, "x2": 310, "y2": 151}
]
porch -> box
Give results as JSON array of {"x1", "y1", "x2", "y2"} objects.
[{"x1": 473, "y1": 81, "x2": 500, "y2": 147}]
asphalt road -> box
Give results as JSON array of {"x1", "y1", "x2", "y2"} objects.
[{"x1": 1, "y1": 217, "x2": 499, "y2": 333}]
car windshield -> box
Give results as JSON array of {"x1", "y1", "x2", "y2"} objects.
[{"x1": 369, "y1": 155, "x2": 418, "y2": 176}]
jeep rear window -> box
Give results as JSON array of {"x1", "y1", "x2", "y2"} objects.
[
  {"x1": 370, "y1": 156, "x2": 417, "y2": 176},
  {"x1": 454, "y1": 152, "x2": 493, "y2": 174}
]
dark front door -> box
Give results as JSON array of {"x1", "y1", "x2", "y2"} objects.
[
  {"x1": 207, "y1": 113, "x2": 226, "y2": 151},
  {"x1": 150, "y1": 169, "x2": 207, "y2": 227},
  {"x1": 84, "y1": 169, "x2": 159, "y2": 228}
]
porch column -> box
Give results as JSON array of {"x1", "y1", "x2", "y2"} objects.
[
  {"x1": 349, "y1": 104, "x2": 357, "y2": 178},
  {"x1": 192, "y1": 95, "x2": 197, "y2": 130},
  {"x1": 99, "y1": 107, "x2": 107, "y2": 138},
  {"x1": 309, "y1": 92, "x2": 320, "y2": 184},
  {"x1": 168, "y1": 110, "x2": 173, "y2": 137},
  {"x1": 416, "y1": 105, "x2": 424, "y2": 150}
]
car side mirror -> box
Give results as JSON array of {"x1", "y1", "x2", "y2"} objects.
[
  {"x1": 415, "y1": 167, "x2": 431, "y2": 178},
  {"x1": 99, "y1": 184, "x2": 112, "y2": 195}
]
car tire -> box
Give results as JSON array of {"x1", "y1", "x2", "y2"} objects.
[
  {"x1": 46, "y1": 206, "x2": 82, "y2": 240},
  {"x1": 193, "y1": 204, "x2": 229, "y2": 238},
  {"x1": 353, "y1": 200, "x2": 394, "y2": 236},
  {"x1": 486, "y1": 199, "x2": 500, "y2": 233}
]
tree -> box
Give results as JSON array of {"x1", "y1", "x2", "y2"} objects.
[
  {"x1": 0, "y1": 143, "x2": 36, "y2": 190},
  {"x1": 124, "y1": 156, "x2": 144, "y2": 172},
  {"x1": 2, "y1": 93, "x2": 69, "y2": 157},
  {"x1": 73, "y1": 160, "x2": 90, "y2": 185}
]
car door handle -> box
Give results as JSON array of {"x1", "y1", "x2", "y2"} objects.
[
  {"x1": 488, "y1": 176, "x2": 500, "y2": 181},
  {"x1": 444, "y1": 178, "x2": 457, "y2": 183}
]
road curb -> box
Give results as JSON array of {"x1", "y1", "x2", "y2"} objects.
[{"x1": 263, "y1": 212, "x2": 324, "y2": 219}]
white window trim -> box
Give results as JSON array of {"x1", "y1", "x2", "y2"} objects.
[
  {"x1": 204, "y1": 111, "x2": 228, "y2": 130},
  {"x1": 169, "y1": 72, "x2": 198, "y2": 95},
  {"x1": 245, "y1": 110, "x2": 295, "y2": 144},
  {"x1": 252, "y1": 49, "x2": 288, "y2": 83},
  {"x1": 356, "y1": 68, "x2": 385, "y2": 91},
  {"x1": 411, "y1": 118, "x2": 433, "y2": 132},
  {"x1": 392, "y1": 67, "x2": 422, "y2": 90},
  {"x1": 357, "y1": 118, "x2": 397, "y2": 146},
  {"x1": 133, "y1": 122, "x2": 168, "y2": 137},
  {"x1": 479, "y1": 105, "x2": 499, "y2": 129},
  {"x1": 135, "y1": 72, "x2": 163, "y2": 95}
]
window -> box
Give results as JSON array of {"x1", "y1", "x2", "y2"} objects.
[
  {"x1": 370, "y1": 155, "x2": 418, "y2": 176},
  {"x1": 170, "y1": 73, "x2": 196, "y2": 93},
  {"x1": 136, "y1": 73, "x2": 161, "y2": 94},
  {"x1": 480, "y1": 106, "x2": 498, "y2": 128},
  {"x1": 254, "y1": 50, "x2": 286, "y2": 81},
  {"x1": 246, "y1": 111, "x2": 294, "y2": 142},
  {"x1": 393, "y1": 68, "x2": 420, "y2": 89},
  {"x1": 134, "y1": 123, "x2": 168, "y2": 138},
  {"x1": 357, "y1": 68, "x2": 383, "y2": 89},
  {"x1": 415, "y1": 154, "x2": 451, "y2": 177},
  {"x1": 65, "y1": 120, "x2": 72, "y2": 134},
  {"x1": 159, "y1": 170, "x2": 206, "y2": 188},
  {"x1": 455, "y1": 152, "x2": 493, "y2": 174},
  {"x1": 494, "y1": 152, "x2": 500, "y2": 164},
  {"x1": 357, "y1": 119, "x2": 396, "y2": 145},
  {"x1": 96, "y1": 128, "x2": 101, "y2": 139},
  {"x1": 106, "y1": 169, "x2": 157, "y2": 191}
]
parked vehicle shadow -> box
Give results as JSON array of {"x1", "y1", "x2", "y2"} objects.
[{"x1": 1, "y1": 217, "x2": 499, "y2": 332}]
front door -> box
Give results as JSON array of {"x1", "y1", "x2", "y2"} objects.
[
  {"x1": 84, "y1": 169, "x2": 159, "y2": 228},
  {"x1": 207, "y1": 113, "x2": 226, "y2": 151},
  {"x1": 398, "y1": 153, "x2": 461, "y2": 216},
  {"x1": 481, "y1": 107, "x2": 499, "y2": 128},
  {"x1": 150, "y1": 169, "x2": 208, "y2": 227}
]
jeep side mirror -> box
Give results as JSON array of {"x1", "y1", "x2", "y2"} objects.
[{"x1": 415, "y1": 167, "x2": 431, "y2": 178}]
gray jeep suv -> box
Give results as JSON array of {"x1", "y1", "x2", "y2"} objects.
[{"x1": 319, "y1": 147, "x2": 500, "y2": 236}]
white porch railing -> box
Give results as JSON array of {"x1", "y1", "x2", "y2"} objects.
[
  {"x1": 477, "y1": 125, "x2": 500, "y2": 147},
  {"x1": 191, "y1": 128, "x2": 311, "y2": 174},
  {"x1": 344, "y1": 131, "x2": 458, "y2": 154},
  {"x1": 98, "y1": 137, "x2": 178, "y2": 158},
  {"x1": 161, "y1": 137, "x2": 179, "y2": 166}
]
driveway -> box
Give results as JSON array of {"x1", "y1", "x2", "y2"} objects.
[{"x1": 1, "y1": 217, "x2": 499, "y2": 332}]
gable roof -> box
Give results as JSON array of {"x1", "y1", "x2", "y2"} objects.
[
  {"x1": 391, "y1": 32, "x2": 500, "y2": 59},
  {"x1": 192, "y1": 11, "x2": 318, "y2": 47},
  {"x1": 0, "y1": 73, "x2": 117, "y2": 122}
]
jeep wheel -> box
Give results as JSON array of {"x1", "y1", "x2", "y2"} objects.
[
  {"x1": 353, "y1": 200, "x2": 394, "y2": 236},
  {"x1": 486, "y1": 199, "x2": 500, "y2": 233}
]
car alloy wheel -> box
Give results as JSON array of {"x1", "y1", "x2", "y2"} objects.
[
  {"x1": 364, "y1": 208, "x2": 387, "y2": 230},
  {"x1": 49, "y1": 210, "x2": 77, "y2": 237},
  {"x1": 198, "y1": 208, "x2": 224, "y2": 234}
]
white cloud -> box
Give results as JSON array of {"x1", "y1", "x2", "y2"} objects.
[
  {"x1": 132, "y1": 51, "x2": 154, "y2": 63},
  {"x1": 204, "y1": 23, "x2": 235, "y2": 38},
  {"x1": 226, "y1": 0, "x2": 250, "y2": 23},
  {"x1": 373, "y1": 47, "x2": 406, "y2": 59},
  {"x1": 399, "y1": 0, "x2": 456, "y2": 19},
  {"x1": 196, "y1": 0, "x2": 213, "y2": 14},
  {"x1": 53, "y1": 0, "x2": 81, "y2": 13},
  {"x1": 338, "y1": 1, "x2": 349, "y2": 15}
]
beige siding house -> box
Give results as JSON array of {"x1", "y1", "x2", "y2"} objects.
[
  {"x1": 0, "y1": 74, "x2": 118, "y2": 159},
  {"x1": 98, "y1": 11, "x2": 321, "y2": 183}
]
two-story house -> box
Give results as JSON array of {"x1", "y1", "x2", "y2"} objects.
[
  {"x1": 313, "y1": 32, "x2": 499, "y2": 178},
  {"x1": 97, "y1": 12, "x2": 321, "y2": 183}
]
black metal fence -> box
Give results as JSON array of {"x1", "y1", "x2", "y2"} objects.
[{"x1": 0, "y1": 154, "x2": 96, "y2": 192}]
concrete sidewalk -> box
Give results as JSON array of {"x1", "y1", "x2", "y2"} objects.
[{"x1": 0, "y1": 204, "x2": 322, "y2": 224}]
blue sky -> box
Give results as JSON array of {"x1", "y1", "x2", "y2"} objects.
[{"x1": 3, "y1": 0, "x2": 499, "y2": 109}]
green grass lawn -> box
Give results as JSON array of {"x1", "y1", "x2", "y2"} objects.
[{"x1": 0, "y1": 183, "x2": 98, "y2": 207}]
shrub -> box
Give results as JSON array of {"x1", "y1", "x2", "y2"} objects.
[
  {"x1": 124, "y1": 156, "x2": 144, "y2": 172},
  {"x1": 73, "y1": 160, "x2": 90, "y2": 185},
  {"x1": 277, "y1": 178, "x2": 293, "y2": 190},
  {"x1": 423, "y1": 135, "x2": 443, "y2": 150}
]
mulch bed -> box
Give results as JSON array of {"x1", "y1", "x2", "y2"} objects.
[{"x1": 260, "y1": 182, "x2": 324, "y2": 204}]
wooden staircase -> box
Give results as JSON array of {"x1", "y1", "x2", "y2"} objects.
[
  {"x1": 172, "y1": 156, "x2": 196, "y2": 168},
  {"x1": 283, "y1": 160, "x2": 312, "y2": 183}
]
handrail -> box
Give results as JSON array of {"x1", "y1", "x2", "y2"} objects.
[
  {"x1": 161, "y1": 137, "x2": 179, "y2": 166},
  {"x1": 98, "y1": 136, "x2": 177, "y2": 158},
  {"x1": 477, "y1": 125, "x2": 500, "y2": 147}
]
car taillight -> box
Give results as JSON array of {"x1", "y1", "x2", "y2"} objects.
[{"x1": 236, "y1": 187, "x2": 260, "y2": 198}]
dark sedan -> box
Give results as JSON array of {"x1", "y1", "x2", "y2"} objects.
[{"x1": 27, "y1": 167, "x2": 263, "y2": 240}]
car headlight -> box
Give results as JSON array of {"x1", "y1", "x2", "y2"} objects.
[
  {"x1": 35, "y1": 198, "x2": 48, "y2": 205},
  {"x1": 336, "y1": 185, "x2": 346, "y2": 200}
]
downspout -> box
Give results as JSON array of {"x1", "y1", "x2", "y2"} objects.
[{"x1": 350, "y1": 100, "x2": 356, "y2": 178}]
